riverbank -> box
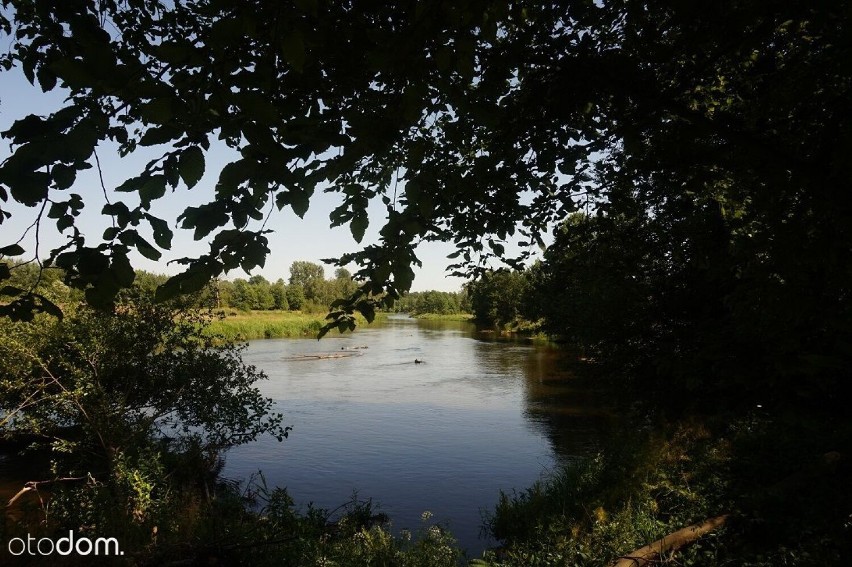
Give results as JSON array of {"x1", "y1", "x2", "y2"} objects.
[
  {"x1": 408, "y1": 312, "x2": 474, "y2": 322},
  {"x1": 206, "y1": 310, "x2": 388, "y2": 340}
]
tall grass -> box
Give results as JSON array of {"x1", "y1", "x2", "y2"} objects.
[
  {"x1": 409, "y1": 312, "x2": 474, "y2": 322},
  {"x1": 206, "y1": 310, "x2": 386, "y2": 340}
]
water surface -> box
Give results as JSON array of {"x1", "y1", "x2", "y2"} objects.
[{"x1": 224, "y1": 315, "x2": 606, "y2": 554}]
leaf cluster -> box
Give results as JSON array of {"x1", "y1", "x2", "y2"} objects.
[
  {"x1": 1, "y1": 0, "x2": 849, "y2": 341},
  {"x1": 0, "y1": 300, "x2": 289, "y2": 473}
]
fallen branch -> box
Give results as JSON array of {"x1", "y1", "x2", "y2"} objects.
[
  {"x1": 7, "y1": 476, "x2": 90, "y2": 507},
  {"x1": 610, "y1": 514, "x2": 729, "y2": 567}
]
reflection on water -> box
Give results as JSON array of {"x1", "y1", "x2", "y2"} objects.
[{"x1": 223, "y1": 315, "x2": 608, "y2": 555}]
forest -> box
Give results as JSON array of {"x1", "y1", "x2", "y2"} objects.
[{"x1": 2, "y1": 0, "x2": 851, "y2": 565}]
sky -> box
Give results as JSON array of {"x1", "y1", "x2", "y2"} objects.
[{"x1": 0, "y1": 68, "x2": 486, "y2": 292}]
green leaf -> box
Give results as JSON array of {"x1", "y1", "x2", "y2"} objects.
[
  {"x1": 56, "y1": 214, "x2": 74, "y2": 232},
  {"x1": 0, "y1": 244, "x2": 25, "y2": 256},
  {"x1": 102, "y1": 202, "x2": 134, "y2": 228},
  {"x1": 179, "y1": 202, "x2": 229, "y2": 240},
  {"x1": 116, "y1": 176, "x2": 144, "y2": 192},
  {"x1": 164, "y1": 154, "x2": 180, "y2": 188},
  {"x1": 358, "y1": 302, "x2": 376, "y2": 323},
  {"x1": 152, "y1": 41, "x2": 191, "y2": 65},
  {"x1": 139, "y1": 175, "x2": 167, "y2": 208},
  {"x1": 0, "y1": 285, "x2": 25, "y2": 295},
  {"x1": 350, "y1": 213, "x2": 368, "y2": 243},
  {"x1": 6, "y1": 171, "x2": 50, "y2": 206},
  {"x1": 35, "y1": 293, "x2": 64, "y2": 318},
  {"x1": 291, "y1": 191, "x2": 310, "y2": 218},
  {"x1": 140, "y1": 125, "x2": 182, "y2": 146},
  {"x1": 146, "y1": 214, "x2": 173, "y2": 249},
  {"x1": 488, "y1": 241, "x2": 505, "y2": 256},
  {"x1": 52, "y1": 163, "x2": 77, "y2": 189},
  {"x1": 179, "y1": 146, "x2": 205, "y2": 188},
  {"x1": 134, "y1": 237, "x2": 161, "y2": 260},
  {"x1": 85, "y1": 284, "x2": 117, "y2": 310},
  {"x1": 119, "y1": 230, "x2": 161, "y2": 261},
  {"x1": 47, "y1": 201, "x2": 68, "y2": 219}
]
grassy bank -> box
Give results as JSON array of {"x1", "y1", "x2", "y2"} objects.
[
  {"x1": 206, "y1": 310, "x2": 387, "y2": 340},
  {"x1": 409, "y1": 312, "x2": 474, "y2": 322},
  {"x1": 478, "y1": 410, "x2": 851, "y2": 566}
]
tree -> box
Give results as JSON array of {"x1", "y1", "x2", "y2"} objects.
[
  {"x1": 0, "y1": 0, "x2": 849, "y2": 345},
  {"x1": 288, "y1": 261, "x2": 325, "y2": 289},
  {"x1": 288, "y1": 260, "x2": 330, "y2": 307},
  {"x1": 249, "y1": 274, "x2": 275, "y2": 310},
  {"x1": 467, "y1": 269, "x2": 530, "y2": 327},
  {"x1": 270, "y1": 278, "x2": 289, "y2": 310},
  {"x1": 395, "y1": 290, "x2": 465, "y2": 315},
  {"x1": 331, "y1": 267, "x2": 358, "y2": 301},
  {"x1": 0, "y1": 299, "x2": 288, "y2": 534},
  {"x1": 285, "y1": 283, "x2": 306, "y2": 311},
  {"x1": 230, "y1": 278, "x2": 257, "y2": 311}
]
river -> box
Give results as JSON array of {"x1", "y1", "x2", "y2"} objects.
[{"x1": 223, "y1": 315, "x2": 607, "y2": 555}]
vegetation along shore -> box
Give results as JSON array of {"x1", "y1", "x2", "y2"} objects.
[{"x1": 2, "y1": 1, "x2": 850, "y2": 565}]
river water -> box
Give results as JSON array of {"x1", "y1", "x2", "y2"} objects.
[{"x1": 223, "y1": 315, "x2": 607, "y2": 555}]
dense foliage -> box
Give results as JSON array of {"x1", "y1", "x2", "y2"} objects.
[
  {"x1": 0, "y1": 297, "x2": 295, "y2": 560},
  {"x1": 2, "y1": 0, "x2": 851, "y2": 564},
  {"x1": 2, "y1": 0, "x2": 845, "y2": 336},
  {"x1": 482, "y1": 415, "x2": 851, "y2": 567},
  {"x1": 1, "y1": 259, "x2": 358, "y2": 313},
  {"x1": 212, "y1": 262, "x2": 357, "y2": 312},
  {"x1": 0, "y1": 301, "x2": 289, "y2": 462},
  {"x1": 393, "y1": 290, "x2": 469, "y2": 316},
  {"x1": 466, "y1": 269, "x2": 534, "y2": 329}
]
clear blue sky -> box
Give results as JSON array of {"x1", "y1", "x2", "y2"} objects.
[{"x1": 0, "y1": 69, "x2": 490, "y2": 292}]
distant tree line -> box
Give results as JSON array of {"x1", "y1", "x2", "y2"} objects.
[
  {"x1": 466, "y1": 269, "x2": 537, "y2": 329},
  {"x1": 213, "y1": 262, "x2": 357, "y2": 312},
  {"x1": 393, "y1": 289, "x2": 471, "y2": 315},
  {"x1": 1, "y1": 260, "x2": 358, "y2": 313}
]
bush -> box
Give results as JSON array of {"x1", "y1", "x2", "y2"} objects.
[{"x1": 0, "y1": 300, "x2": 290, "y2": 559}]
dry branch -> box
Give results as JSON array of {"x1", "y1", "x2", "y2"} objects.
[
  {"x1": 610, "y1": 514, "x2": 729, "y2": 567},
  {"x1": 283, "y1": 352, "x2": 363, "y2": 361}
]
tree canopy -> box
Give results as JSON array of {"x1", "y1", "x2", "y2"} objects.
[{"x1": 1, "y1": 0, "x2": 849, "y2": 339}]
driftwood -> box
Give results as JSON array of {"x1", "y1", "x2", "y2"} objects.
[
  {"x1": 610, "y1": 514, "x2": 728, "y2": 567},
  {"x1": 283, "y1": 352, "x2": 363, "y2": 361}
]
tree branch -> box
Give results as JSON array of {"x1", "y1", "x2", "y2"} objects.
[{"x1": 610, "y1": 514, "x2": 729, "y2": 567}]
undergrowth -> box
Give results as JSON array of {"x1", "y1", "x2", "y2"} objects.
[{"x1": 478, "y1": 411, "x2": 850, "y2": 567}]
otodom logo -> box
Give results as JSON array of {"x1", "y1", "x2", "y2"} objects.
[{"x1": 7, "y1": 531, "x2": 123, "y2": 557}]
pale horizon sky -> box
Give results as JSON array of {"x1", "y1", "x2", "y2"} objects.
[{"x1": 0, "y1": 69, "x2": 525, "y2": 293}]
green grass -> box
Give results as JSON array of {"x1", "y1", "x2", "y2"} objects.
[
  {"x1": 409, "y1": 312, "x2": 474, "y2": 322},
  {"x1": 206, "y1": 310, "x2": 386, "y2": 340},
  {"x1": 480, "y1": 411, "x2": 852, "y2": 567}
]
